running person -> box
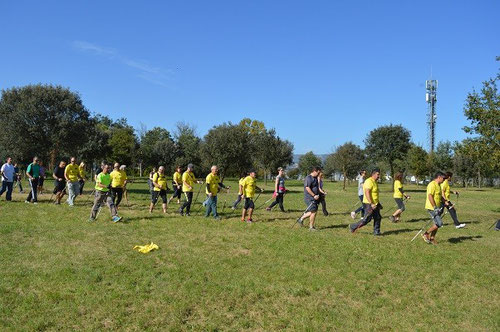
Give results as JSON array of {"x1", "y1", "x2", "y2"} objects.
[
  {"x1": 296, "y1": 166, "x2": 322, "y2": 231},
  {"x1": 389, "y1": 172, "x2": 410, "y2": 222},
  {"x1": 351, "y1": 170, "x2": 367, "y2": 219},
  {"x1": 109, "y1": 162, "x2": 128, "y2": 209},
  {"x1": 241, "y1": 170, "x2": 264, "y2": 223},
  {"x1": 349, "y1": 168, "x2": 383, "y2": 236},
  {"x1": 179, "y1": 164, "x2": 201, "y2": 216},
  {"x1": 205, "y1": 165, "x2": 229, "y2": 220},
  {"x1": 442, "y1": 172, "x2": 466, "y2": 229},
  {"x1": 65, "y1": 157, "x2": 82, "y2": 206},
  {"x1": 52, "y1": 160, "x2": 67, "y2": 205},
  {"x1": 168, "y1": 166, "x2": 183, "y2": 204},
  {"x1": 25, "y1": 156, "x2": 41, "y2": 204},
  {"x1": 421, "y1": 172, "x2": 447, "y2": 244},
  {"x1": 89, "y1": 163, "x2": 122, "y2": 223},
  {"x1": 267, "y1": 167, "x2": 286, "y2": 212},
  {"x1": 149, "y1": 166, "x2": 168, "y2": 214},
  {"x1": 231, "y1": 172, "x2": 247, "y2": 210}
]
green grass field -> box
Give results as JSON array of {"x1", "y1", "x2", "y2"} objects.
[{"x1": 1, "y1": 179, "x2": 499, "y2": 331}]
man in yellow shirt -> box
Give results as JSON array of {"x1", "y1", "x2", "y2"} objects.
[
  {"x1": 422, "y1": 172, "x2": 447, "y2": 244},
  {"x1": 442, "y1": 172, "x2": 465, "y2": 229},
  {"x1": 349, "y1": 168, "x2": 383, "y2": 235},
  {"x1": 168, "y1": 166, "x2": 183, "y2": 205},
  {"x1": 389, "y1": 172, "x2": 410, "y2": 222},
  {"x1": 241, "y1": 170, "x2": 264, "y2": 223},
  {"x1": 78, "y1": 162, "x2": 87, "y2": 195},
  {"x1": 109, "y1": 162, "x2": 128, "y2": 209},
  {"x1": 179, "y1": 163, "x2": 202, "y2": 216},
  {"x1": 149, "y1": 166, "x2": 168, "y2": 214},
  {"x1": 64, "y1": 157, "x2": 82, "y2": 206},
  {"x1": 231, "y1": 172, "x2": 247, "y2": 210},
  {"x1": 204, "y1": 165, "x2": 229, "y2": 220}
]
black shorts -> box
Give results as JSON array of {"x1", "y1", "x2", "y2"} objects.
[
  {"x1": 152, "y1": 190, "x2": 167, "y2": 204},
  {"x1": 244, "y1": 197, "x2": 255, "y2": 210},
  {"x1": 53, "y1": 180, "x2": 66, "y2": 194},
  {"x1": 172, "y1": 183, "x2": 182, "y2": 198},
  {"x1": 39, "y1": 177, "x2": 45, "y2": 186},
  {"x1": 304, "y1": 199, "x2": 318, "y2": 212}
]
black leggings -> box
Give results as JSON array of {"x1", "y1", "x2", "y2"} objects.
[
  {"x1": 111, "y1": 187, "x2": 123, "y2": 207},
  {"x1": 268, "y1": 193, "x2": 285, "y2": 212},
  {"x1": 181, "y1": 191, "x2": 193, "y2": 213}
]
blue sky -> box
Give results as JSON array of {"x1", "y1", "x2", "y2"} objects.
[{"x1": 1, "y1": 1, "x2": 499, "y2": 154}]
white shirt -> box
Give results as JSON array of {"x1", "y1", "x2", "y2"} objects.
[{"x1": 1, "y1": 163, "x2": 15, "y2": 182}]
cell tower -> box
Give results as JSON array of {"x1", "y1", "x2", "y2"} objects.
[{"x1": 426, "y1": 80, "x2": 438, "y2": 153}]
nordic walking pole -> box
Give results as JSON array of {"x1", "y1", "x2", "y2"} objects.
[
  {"x1": 85, "y1": 189, "x2": 95, "y2": 203},
  {"x1": 291, "y1": 201, "x2": 315, "y2": 229},
  {"x1": 488, "y1": 219, "x2": 499, "y2": 230},
  {"x1": 410, "y1": 206, "x2": 445, "y2": 242},
  {"x1": 256, "y1": 195, "x2": 274, "y2": 210}
]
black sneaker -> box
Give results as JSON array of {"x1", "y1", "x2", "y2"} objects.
[
  {"x1": 373, "y1": 231, "x2": 382, "y2": 236},
  {"x1": 185, "y1": 213, "x2": 190, "y2": 216},
  {"x1": 323, "y1": 211, "x2": 329, "y2": 216},
  {"x1": 349, "y1": 223, "x2": 358, "y2": 233},
  {"x1": 178, "y1": 208, "x2": 183, "y2": 216},
  {"x1": 296, "y1": 218, "x2": 303, "y2": 227}
]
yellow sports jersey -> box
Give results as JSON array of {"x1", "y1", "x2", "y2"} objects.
[
  {"x1": 182, "y1": 171, "x2": 196, "y2": 192},
  {"x1": 441, "y1": 179, "x2": 451, "y2": 200},
  {"x1": 242, "y1": 176, "x2": 256, "y2": 198},
  {"x1": 238, "y1": 177, "x2": 245, "y2": 194},
  {"x1": 153, "y1": 172, "x2": 167, "y2": 191},
  {"x1": 393, "y1": 180, "x2": 404, "y2": 198},
  {"x1": 173, "y1": 171, "x2": 182, "y2": 185},
  {"x1": 65, "y1": 164, "x2": 80, "y2": 182},
  {"x1": 362, "y1": 177, "x2": 379, "y2": 204},
  {"x1": 110, "y1": 170, "x2": 127, "y2": 188},
  {"x1": 79, "y1": 166, "x2": 86, "y2": 179},
  {"x1": 205, "y1": 173, "x2": 220, "y2": 196},
  {"x1": 425, "y1": 180, "x2": 442, "y2": 210}
]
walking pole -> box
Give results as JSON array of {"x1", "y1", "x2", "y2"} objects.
[
  {"x1": 222, "y1": 199, "x2": 227, "y2": 214},
  {"x1": 488, "y1": 220, "x2": 499, "y2": 230},
  {"x1": 410, "y1": 207, "x2": 444, "y2": 242},
  {"x1": 255, "y1": 195, "x2": 275, "y2": 210},
  {"x1": 85, "y1": 189, "x2": 95, "y2": 204},
  {"x1": 291, "y1": 201, "x2": 315, "y2": 229}
]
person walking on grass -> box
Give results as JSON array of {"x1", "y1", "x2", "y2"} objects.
[
  {"x1": 38, "y1": 161, "x2": 46, "y2": 195},
  {"x1": 149, "y1": 166, "x2": 168, "y2": 214},
  {"x1": 65, "y1": 157, "x2": 82, "y2": 207},
  {"x1": 179, "y1": 164, "x2": 202, "y2": 216},
  {"x1": 0, "y1": 157, "x2": 15, "y2": 201},
  {"x1": 421, "y1": 172, "x2": 447, "y2": 244},
  {"x1": 78, "y1": 162, "x2": 87, "y2": 195},
  {"x1": 231, "y1": 172, "x2": 247, "y2": 210},
  {"x1": 109, "y1": 162, "x2": 128, "y2": 209},
  {"x1": 266, "y1": 167, "x2": 286, "y2": 212},
  {"x1": 296, "y1": 166, "x2": 322, "y2": 231},
  {"x1": 442, "y1": 172, "x2": 466, "y2": 229},
  {"x1": 13, "y1": 163, "x2": 24, "y2": 193},
  {"x1": 25, "y1": 156, "x2": 40, "y2": 204},
  {"x1": 241, "y1": 170, "x2": 264, "y2": 223},
  {"x1": 52, "y1": 160, "x2": 67, "y2": 205},
  {"x1": 205, "y1": 165, "x2": 229, "y2": 220},
  {"x1": 89, "y1": 163, "x2": 122, "y2": 223},
  {"x1": 318, "y1": 170, "x2": 330, "y2": 216},
  {"x1": 168, "y1": 166, "x2": 183, "y2": 205},
  {"x1": 351, "y1": 170, "x2": 366, "y2": 219},
  {"x1": 148, "y1": 167, "x2": 157, "y2": 194},
  {"x1": 349, "y1": 168, "x2": 383, "y2": 236},
  {"x1": 389, "y1": 172, "x2": 410, "y2": 223}
]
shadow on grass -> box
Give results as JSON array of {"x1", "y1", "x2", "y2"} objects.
[
  {"x1": 382, "y1": 228, "x2": 418, "y2": 236},
  {"x1": 319, "y1": 224, "x2": 348, "y2": 230},
  {"x1": 447, "y1": 235, "x2": 483, "y2": 244},
  {"x1": 406, "y1": 217, "x2": 430, "y2": 223}
]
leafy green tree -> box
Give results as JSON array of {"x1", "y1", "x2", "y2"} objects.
[
  {"x1": 108, "y1": 127, "x2": 138, "y2": 166},
  {"x1": 298, "y1": 152, "x2": 322, "y2": 176},
  {"x1": 140, "y1": 127, "x2": 177, "y2": 169},
  {"x1": 454, "y1": 138, "x2": 491, "y2": 188},
  {"x1": 324, "y1": 142, "x2": 365, "y2": 190},
  {"x1": 239, "y1": 118, "x2": 266, "y2": 135},
  {"x1": 0, "y1": 84, "x2": 95, "y2": 167},
  {"x1": 407, "y1": 145, "x2": 429, "y2": 185},
  {"x1": 253, "y1": 129, "x2": 294, "y2": 184},
  {"x1": 430, "y1": 141, "x2": 454, "y2": 172},
  {"x1": 174, "y1": 122, "x2": 202, "y2": 169},
  {"x1": 364, "y1": 124, "x2": 411, "y2": 180}
]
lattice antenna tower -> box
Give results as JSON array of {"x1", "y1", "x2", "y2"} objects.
[{"x1": 426, "y1": 79, "x2": 438, "y2": 153}]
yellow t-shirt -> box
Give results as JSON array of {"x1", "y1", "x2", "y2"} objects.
[
  {"x1": 182, "y1": 171, "x2": 196, "y2": 192},
  {"x1": 173, "y1": 171, "x2": 182, "y2": 186},
  {"x1": 205, "y1": 173, "x2": 220, "y2": 196},
  {"x1": 441, "y1": 179, "x2": 451, "y2": 200},
  {"x1": 65, "y1": 164, "x2": 80, "y2": 182},
  {"x1": 393, "y1": 180, "x2": 404, "y2": 198},
  {"x1": 425, "y1": 180, "x2": 442, "y2": 210},
  {"x1": 242, "y1": 176, "x2": 256, "y2": 198},
  {"x1": 362, "y1": 177, "x2": 379, "y2": 204},
  {"x1": 153, "y1": 172, "x2": 167, "y2": 191},
  {"x1": 79, "y1": 166, "x2": 86, "y2": 179},
  {"x1": 238, "y1": 177, "x2": 245, "y2": 194},
  {"x1": 110, "y1": 170, "x2": 127, "y2": 188}
]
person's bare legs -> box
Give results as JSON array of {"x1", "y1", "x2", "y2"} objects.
[
  {"x1": 149, "y1": 202, "x2": 155, "y2": 213},
  {"x1": 247, "y1": 208, "x2": 254, "y2": 221},
  {"x1": 162, "y1": 203, "x2": 167, "y2": 213},
  {"x1": 309, "y1": 212, "x2": 317, "y2": 228},
  {"x1": 241, "y1": 209, "x2": 246, "y2": 221}
]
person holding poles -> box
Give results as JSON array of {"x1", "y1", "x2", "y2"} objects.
[
  {"x1": 89, "y1": 163, "x2": 122, "y2": 223},
  {"x1": 442, "y1": 172, "x2": 466, "y2": 229},
  {"x1": 52, "y1": 160, "x2": 67, "y2": 205},
  {"x1": 351, "y1": 170, "x2": 366, "y2": 219},
  {"x1": 65, "y1": 157, "x2": 82, "y2": 207},
  {"x1": 168, "y1": 166, "x2": 183, "y2": 205},
  {"x1": 109, "y1": 162, "x2": 128, "y2": 209},
  {"x1": 78, "y1": 162, "x2": 87, "y2": 195},
  {"x1": 149, "y1": 166, "x2": 168, "y2": 214},
  {"x1": 241, "y1": 169, "x2": 264, "y2": 223},
  {"x1": 13, "y1": 163, "x2": 24, "y2": 193},
  {"x1": 296, "y1": 166, "x2": 322, "y2": 231},
  {"x1": 389, "y1": 172, "x2": 410, "y2": 222},
  {"x1": 0, "y1": 157, "x2": 15, "y2": 201},
  {"x1": 205, "y1": 165, "x2": 229, "y2": 220},
  {"x1": 266, "y1": 167, "x2": 287, "y2": 212},
  {"x1": 231, "y1": 172, "x2": 247, "y2": 210},
  {"x1": 25, "y1": 156, "x2": 40, "y2": 204},
  {"x1": 179, "y1": 163, "x2": 201, "y2": 216},
  {"x1": 421, "y1": 172, "x2": 447, "y2": 244},
  {"x1": 349, "y1": 168, "x2": 383, "y2": 235}
]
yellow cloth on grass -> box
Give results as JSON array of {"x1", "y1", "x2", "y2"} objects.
[{"x1": 133, "y1": 242, "x2": 159, "y2": 253}]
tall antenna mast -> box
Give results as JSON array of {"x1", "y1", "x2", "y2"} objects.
[{"x1": 425, "y1": 79, "x2": 438, "y2": 153}]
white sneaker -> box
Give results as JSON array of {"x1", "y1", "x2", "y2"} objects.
[
  {"x1": 456, "y1": 223, "x2": 466, "y2": 229},
  {"x1": 350, "y1": 211, "x2": 356, "y2": 219}
]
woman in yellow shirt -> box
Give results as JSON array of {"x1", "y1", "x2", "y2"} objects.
[{"x1": 389, "y1": 172, "x2": 410, "y2": 222}]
